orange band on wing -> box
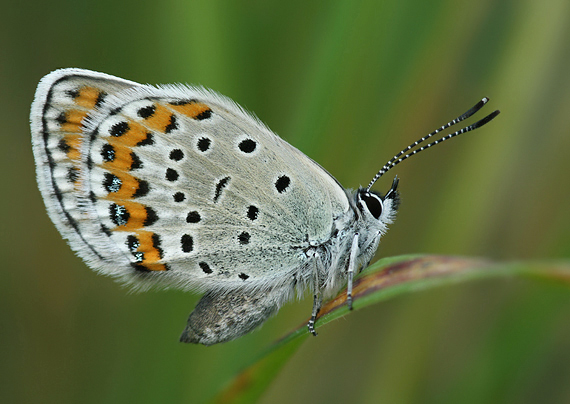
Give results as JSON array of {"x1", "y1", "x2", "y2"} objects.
[
  {"x1": 142, "y1": 104, "x2": 175, "y2": 132},
  {"x1": 75, "y1": 86, "x2": 103, "y2": 109},
  {"x1": 60, "y1": 109, "x2": 88, "y2": 133},
  {"x1": 169, "y1": 101, "x2": 211, "y2": 119}
]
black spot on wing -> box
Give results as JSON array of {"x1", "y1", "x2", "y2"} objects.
[
  {"x1": 144, "y1": 206, "x2": 158, "y2": 226},
  {"x1": 169, "y1": 149, "x2": 184, "y2": 161},
  {"x1": 110, "y1": 203, "x2": 129, "y2": 226},
  {"x1": 197, "y1": 137, "x2": 211, "y2": 152},
  {"x1": 136, "y1": 132, "x2": 154, "y2": 146},
  {"x1": 103, "y1": 173, "x2": 122, "y2": 193},
  {"x1": 56, "y1": 112, "x2": 67, "y2": 125},
  {"x1": 152, "y1": 233, "x2": 164, "y2": 259},
  {"x1": 58, "y1": 138, "x2": 70, "y2": 153},
  {"x1": 214, "y1": 177, "x2": 230, "y2": 202},
  {"x1": 275, "y1": 175, "x2": 290, "y2": 193},
  {"x1": 95, "y1": 91, "x2": 107, "y2": 107},
  {"x1": 181, "y1": 234, "x2": 193, "y2": 253},
  {"x1": 133, "y1": 179, "x2": 150, "y2": 198},
  {"x1": 164, "y1": 114, "x2": 178, "y2": 133},
  {"x1": 173, "y1": 192, "x2": 185, "y2": 202},
  {"x1": 238, "y1": 232, "x2": 250, "y2": 245},
  {"x1": 195, "y1": 109, "x2": 212, "y2": 120},
  {"x1": 199, "y1": 262, "x2": 212, "y2": 274},
  {"x1": 166, "y1": 168, "x2": 179, "y2": 181},
  {"x1": 137, "y1": 104, "x2": 156, "y2": 119},
  {"x1": 67, "y1": 167, "x2": 79, "y2": 183},
  {"x1": 186, "y1": 211, "x2": 201, "y2": 223},
  {"x1": 110, "y1": 121, "x2": 129, "y2": 137},
  {"x1": 130, "y1": 152, "x2": 142, "y2": 170},
  {"x1": 247, "y1": 205, "x2": 259, "y2": 221},
  {"x1": 101, "y1": 144, "x2": 115, "y2": 162},
  {"x1": 238, "y1": 139, "x2": 256, "y2": 153}
]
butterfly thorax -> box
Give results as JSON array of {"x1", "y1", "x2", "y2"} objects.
[{"x1": 295, "y1": 187, "x2": 397, "y2": 299}]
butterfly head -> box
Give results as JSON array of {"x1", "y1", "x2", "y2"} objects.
[{"x1": 356, "y1": 176, "x2": 400, "y2": 224}]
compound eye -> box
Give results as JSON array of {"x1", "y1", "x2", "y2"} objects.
[{"x1": 360, "y1": 192, "x2": 383, "y2": 220}]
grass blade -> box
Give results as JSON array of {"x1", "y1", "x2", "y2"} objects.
[{"x1": 211, "y1": 255, "x2": 570, "y2": 403}]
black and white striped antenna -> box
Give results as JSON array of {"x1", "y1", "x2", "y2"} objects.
[{"x1": 366, "y1": 98, "x2": 500, "y2": 192}]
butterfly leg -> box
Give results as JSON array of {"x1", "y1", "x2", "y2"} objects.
[
  {"x1": 346, "y1": 233, "x2": 360, "y2": 311},
  {"x1": 308, "y1": 252, "x2": 323, "y2": 336}
]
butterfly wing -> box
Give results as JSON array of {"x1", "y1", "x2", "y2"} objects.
[
  {"x1": 31, "y1": 69, "x2": 143, "y2": 272},
  {"x1": 31, "y1": 69, "x2": 351, "y2": 293}
]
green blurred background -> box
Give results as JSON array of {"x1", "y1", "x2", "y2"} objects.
[{"x1": 2, "y1": 0, "x2": 570, "y2": 403}]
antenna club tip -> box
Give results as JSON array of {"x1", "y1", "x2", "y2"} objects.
[
  {"x1": 489, "y1": 110, "x2": 501, "y2": 119},
  {"x1": 482, "y1": 97, "x2": 490, "y2": 103}
]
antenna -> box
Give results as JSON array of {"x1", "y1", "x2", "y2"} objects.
[{"x1": 366, "y1": 98, "x2": 500, "y2": 192}]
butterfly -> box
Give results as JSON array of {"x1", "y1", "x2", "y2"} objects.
[{"x1": 30, "y1": 69, "x2": 499, "y2": 345}]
